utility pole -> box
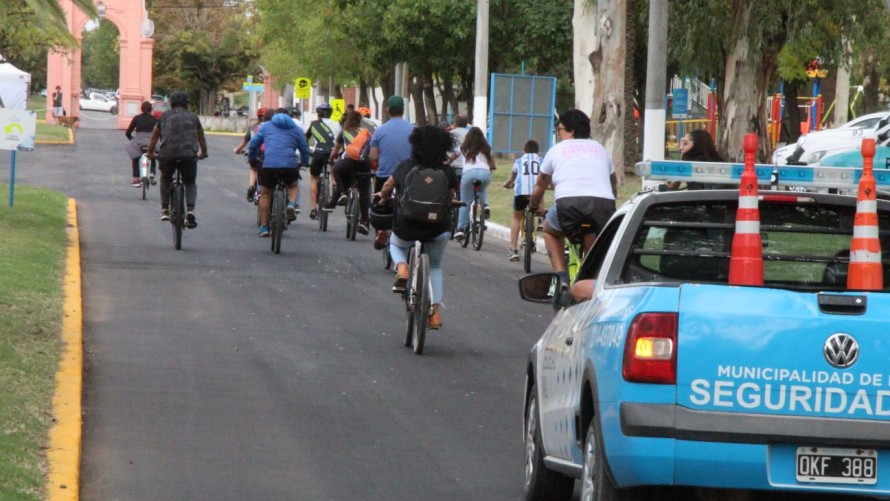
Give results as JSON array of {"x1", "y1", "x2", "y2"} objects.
[
  {"x1": 641, "y1": 0, "x2": 667, "y2": 188},
  {"x1": 473, "y1": 0, "x2": 489, "y2": 131}
]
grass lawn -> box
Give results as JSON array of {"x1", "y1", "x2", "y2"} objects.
[
  {"x1": 0, "y1": 184, "x2": 68, "y2": 501},
  {"x1": 27, "y1": 100, "x2": 71, "y2": 144},
  {"x1": 486, "y1": 159, "x2": 643, "y2": 229}
]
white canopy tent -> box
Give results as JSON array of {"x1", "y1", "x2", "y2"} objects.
[{"x1": 0, "y1": 59, "x2": 31, "y2": 110}]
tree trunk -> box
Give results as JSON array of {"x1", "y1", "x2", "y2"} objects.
[
  {"x1": 719, "y1": 1, "x2": 772, "y2": 162},
  {"x1": 623, "y1": 0, "x2": 639, "y2": 173},
  {"x1": 358, "y1": 76, "x2": 371, "y2": 107},
  {"x1": 409, "y1": 74, "x2": 426, "y2": 125},
  {"x1": 589, "y1": 0, "x2": 626, "y2": 183},
  {"x1": 423, "y1": 72, "x2": 439, "y2": 124},
  {"x1": 781, "y1": 81, "x2": 802, "y2": 145},
  {"x1": 573, "y1": 0, "x2": 597, "y2": 118},
  {"x1": 861, "y1": 47, "x2": 880, "y2": 114}
]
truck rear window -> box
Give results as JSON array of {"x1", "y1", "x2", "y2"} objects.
[{"x1": 621, "y1": 201, "x2": 890, "y2": 290}]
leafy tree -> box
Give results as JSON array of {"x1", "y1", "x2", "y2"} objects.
[
  {"x1": 149, "y1": 1, "x2": 257, "y2": 114},
  {"x1": 81, "y1": 20, "x2": 120, "y2": 90}
]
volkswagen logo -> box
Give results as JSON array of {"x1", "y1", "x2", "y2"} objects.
[{"x1": 824, "y1": 333, "x2": 860, "y2": 368}]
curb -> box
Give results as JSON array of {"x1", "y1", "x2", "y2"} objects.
[{"x1": 47, "y1": 199, "x2": 82, "y2": 501}]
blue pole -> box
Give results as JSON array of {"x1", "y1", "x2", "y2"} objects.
[{"x1": 8, "y1": 150, "x2": 16, "y2": 207}]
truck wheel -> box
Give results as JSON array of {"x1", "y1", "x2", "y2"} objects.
[
  {"x1": 525, "y1": 386, "x2": 574, "y2": 501},
  {"x1": 581, "y1": 417, "x2": 642, "y2": 501}
]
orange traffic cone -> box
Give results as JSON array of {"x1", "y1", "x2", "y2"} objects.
[
  {"x1": 728, "y1": 134, "x2": 764, "y2": 286},
  {"x1": 847, "y1": 138, "x2": 883, "y2": 290}
]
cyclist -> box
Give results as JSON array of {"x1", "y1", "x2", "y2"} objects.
[
  {"x1": 369, "y1": 95, "x2": 414, "y2": 249},
  {"x1": 234, "y1": 107, "x2": 273, "y2": 202},
  {"x1": 146, "y1": 91, "x2": 208, "y2": 227},
  {"x1": 528, "y1": 109, "x2": 616, "y2": 284},
  {"x1": 327, "y1": 110, "x2": 373, "y2": 234},
  {"x1": 453, "y1": 126, "x2": 496, "y2": 240},
  {"x1": 304, "y1": 102, "x2": 340, "y2": 220},
  {"x1": 248, "y1": 108, "x2": 311, "y2": 237},
  {"x1": 502, "y1": 139, "x2": 541, "y2": 261},
  {"x1": 124, "y1": 101, "x2": 158, "y2": 187},
  {"x1": 375, "y1": 125, "x2": 458, "y2": 329}
]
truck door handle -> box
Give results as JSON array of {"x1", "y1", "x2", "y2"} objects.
[
  {"x1": 565, "y1": 336, "x2": 574, "y2": 346},
  {"x1": 818, "y1": 294, "x2": 866, "y2": 315}
]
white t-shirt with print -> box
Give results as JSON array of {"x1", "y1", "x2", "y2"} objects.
[
  {"x1": 512, "y1": 153, "x2": 541, "y2": 196},
  {"x1": 540, "y1": 139, "x2": 614, "y2": 200}
]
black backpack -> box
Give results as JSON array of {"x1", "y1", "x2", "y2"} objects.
[
  {"x1": 399, "y1": 164, "x2": 451, "y2": 226},
  {"x1": 159, "y1": 110, "x2": 199, "y2": 160},
  {"x1": 309, "y1": 120, "x2": 335, "y2": 154}
]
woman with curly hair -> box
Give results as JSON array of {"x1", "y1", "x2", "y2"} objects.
[
  {"x1": 454, "y1": 126, "x2": 496, "y2": 240},
  {"x1": 376, "y1": 125, "x2": 459, "y2": 329}
]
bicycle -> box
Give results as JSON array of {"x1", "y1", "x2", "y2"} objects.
[
  {"x1": 138, "y1": 150, "x2": 157, "y2": 201},
  {"x1": 317, "y1": 160, "x2": 331, "y2": 232},
  {"x1": 268, "y1": 175, "x2": 289, "y2": 254},
  {"x1": 564, "y1": 222, "x2": 593, "y2": 285},
  {"x1": 520, "y1": 207, "x2": 541, "y2": 273},
  {"x1": 344, "y1": 171, "x2": 371, "y2": 241},
  {"x1": 168, "y1": 167, "x2": 186, "y2": 250},
  {"x1": 402, "y1": 240, "x2": 432, "y2": 355},
  {"x1": 449, "y1": 169, "x2": 462, "y2": 240},
  {"x1": 459, "y1": 179, "x2": 486, "y2": 250}
]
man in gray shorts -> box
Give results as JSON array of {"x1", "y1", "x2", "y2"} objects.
[{"x1": 528, "y1": 109, "x2": 616, "y2": 284}]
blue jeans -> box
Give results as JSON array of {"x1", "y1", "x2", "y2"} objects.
[
  {"x1": 389, "y1": 231, "x2": 450, "y2": 304},
  {"x1": 457, "y1": 169, "x2": 491, "y2": 230}
]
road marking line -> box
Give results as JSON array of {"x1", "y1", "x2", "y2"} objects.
[{"x1": 47, "y1": 198, "x2": 82, "y2": 501}]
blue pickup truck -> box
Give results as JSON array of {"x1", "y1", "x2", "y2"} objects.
[{"x1": 520, "y1": 162, "x2": 890, "y2": 500}]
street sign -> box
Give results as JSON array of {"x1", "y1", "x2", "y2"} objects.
[
  {"x1": 672, "y1": 88, "x2": 688, "y2": 119},
  {"x1": 330, "y1": 98, "x2": 345, "y2": 122},
  {"x1": 242, "y1": 75, "x2": 264, "y2": 93},
  {"x1": 0, "y1": 109, "x2": 36, "y2": 151},
  {"x1": 295, "y1": 78, "x2": 311, "y2": 99}
]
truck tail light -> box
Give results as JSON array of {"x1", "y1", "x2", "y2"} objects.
[{"x1": 622, "y1": 313, "x2": 678, "y2": 384}]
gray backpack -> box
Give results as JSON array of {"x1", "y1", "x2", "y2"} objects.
[{"x1": 399, "y1": 165, "x2": 451, "y2": 226}]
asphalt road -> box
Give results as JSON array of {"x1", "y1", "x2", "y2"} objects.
[{"x1": 5, "y1": 129, "x2": 555, "y2": 500}]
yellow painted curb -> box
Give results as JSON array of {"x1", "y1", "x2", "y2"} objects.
[
  {"x1": 36, "y1": 128, "x2": 74, "y2": 145},
  {"x1": 46, "y1": 199, "x2": 82, "y2": 501}
]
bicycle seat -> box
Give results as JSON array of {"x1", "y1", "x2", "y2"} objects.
[{"x1": 472, "y1": 179, "x2": 483, "y2": 187}]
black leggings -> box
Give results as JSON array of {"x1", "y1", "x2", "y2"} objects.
[{"x1": 332, "y1": 158, "x2": 371, "y2": 222}]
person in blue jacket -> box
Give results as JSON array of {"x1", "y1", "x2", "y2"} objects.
[{"x1": 249, "y1": 108, "x2": 311, "y2": 237}]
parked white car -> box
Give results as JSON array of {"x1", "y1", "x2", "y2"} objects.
[
  {"x1": 771, "y1": 111, "x2": 888, "y2": 165},
  {"x1": 79, "y1": 92, "x2": 119, "y2": 114}
]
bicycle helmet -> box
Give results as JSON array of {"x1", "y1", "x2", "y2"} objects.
[
  {"x1": 369, "y1": 201, "x2": 394, "y2": 231},
  {"x1": 357, "y1": 107, "x2": 372, "y2": 118},
  {"x1": 316, "y1": 102, "x2": 332, "y2": 118},
  {"x1": 170, "y1": 91, "x2": 189, "y2": 107}
]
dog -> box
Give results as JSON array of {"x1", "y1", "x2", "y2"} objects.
[{"x1": 53, "y1": 113, "x2": 80, "y2": 127}]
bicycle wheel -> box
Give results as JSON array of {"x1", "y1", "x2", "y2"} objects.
[
  {"x1": 460, "y1": 202, "x2": 471, "y2": 248},
  {"x1": 318, "y1": 176, "x2": 329, "y2": 232},
  {"x1": 171, "y1": 185, "x2": 183, "y2": 250},
  {"x1": 411, "y1": 252, "x2": 430, "y2": 355},
  {"x1": 523, "y1": 210, "x2": 534, "y2": 273},
  {"x1": 471, "y1": 197, "x2": 485, "y2": 251},
  {"x1": 346, "y1": 189, "x2": 359, "y2": 241},
  {"x1": 382, "y1": 245, "x2": 393, "y2": 270},
  {"x1": 449, "y1": 204, "x2": 459, "y2": 240},
  {"x1": 142, "y1": 178, "x2": 147, "y2": 200},
  {"x1": 271, "y1": 187, "x2": 285, "y2": 254},
  {"x1": 404, "y1": 247, "x2": 416, "y2": 347}
]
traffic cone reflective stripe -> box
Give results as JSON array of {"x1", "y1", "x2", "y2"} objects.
[
  {"x1": 847, "y1": 138, "x2": 883, "y2": 290},
  {"x1": 728, "y1": 134, "x2": 764, "y2": 286}
]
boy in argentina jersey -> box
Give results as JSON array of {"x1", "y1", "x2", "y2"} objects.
[{"x1": 502, "y1": 140, "x2": 541, "y2": 261}]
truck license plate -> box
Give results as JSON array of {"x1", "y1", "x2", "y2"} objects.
[{"x1": 796, "y1": 447, "x2": 877, "y2": 485}]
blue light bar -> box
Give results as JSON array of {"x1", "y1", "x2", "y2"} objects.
[{"x1": 635, "y1": 160, "x2": 890, "y2": 190}]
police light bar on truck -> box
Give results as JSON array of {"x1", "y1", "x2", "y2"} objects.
[{"x1": 635, "y1": 160, "x2": 890, "y2": 191}]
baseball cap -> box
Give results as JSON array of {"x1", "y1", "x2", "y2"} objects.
[{"x1": 387, "y1": 95, "x2": 405, "y2": 110}]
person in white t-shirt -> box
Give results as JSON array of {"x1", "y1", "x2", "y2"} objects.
[
  {"x1": 528, "y1": 109, "x2": 616, "y2": 283},
  {"x1": 502, "y1": 139, "x2": 541, "y2": 261},
  {"x1": 447, "y1": 114, "x2": 470, "y2": 178},
  {"x1": 453, "y1": 126, "x2": 496, "y2": 240}
]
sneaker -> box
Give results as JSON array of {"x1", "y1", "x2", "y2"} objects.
[
  {"x1": 484, "y1": 205, "x2": 491, "y2": 219},
  {"x1": 258, "y1": 225, "x2": 270, "y2": 237},
  {"x1": 246, "y1": 185, "x2": 256, "y2": 203},
  {"x1": 508, "y1": 249, "x2": 520, "y2": 262},
  {"x1": 294, "y1": 204, "x2": 301, "y2": 214},
  {"x1": 337, "y1": 194, "x2": 348, "y2": 206},
  {"x1": 309, "y1": 208, "x2": 318, "y2": 220},
  {"x1": 392, "y1": 263, "x2": 409, "y2": 293},
  {"x1": 131, "y1": 178, "x2": 142, "y2": 187},
  {"x1": 286, "y1": 203, "x2": 297, "y2": 222},
  {"x1": 357, "y1": 221, "x2": 369, "y2": 235},
  {"x1": 453, "y1": 229, "x2": 466, "y2": 240},
  {"x1": 186, "y1": 211, "x2": 197, "y2": 229},
  {"x1": 149, "y1": 173, "x2": 157, "y2": 185},
  {"x1": 373, "y1": 230, "x2": 390, "y2": 250},
  {"x1": 159, "y1": 209, "x2": 169, "y2": 221},
  {"x1": 428, "y1": 304, "x2": 442, "y2": 329}
]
